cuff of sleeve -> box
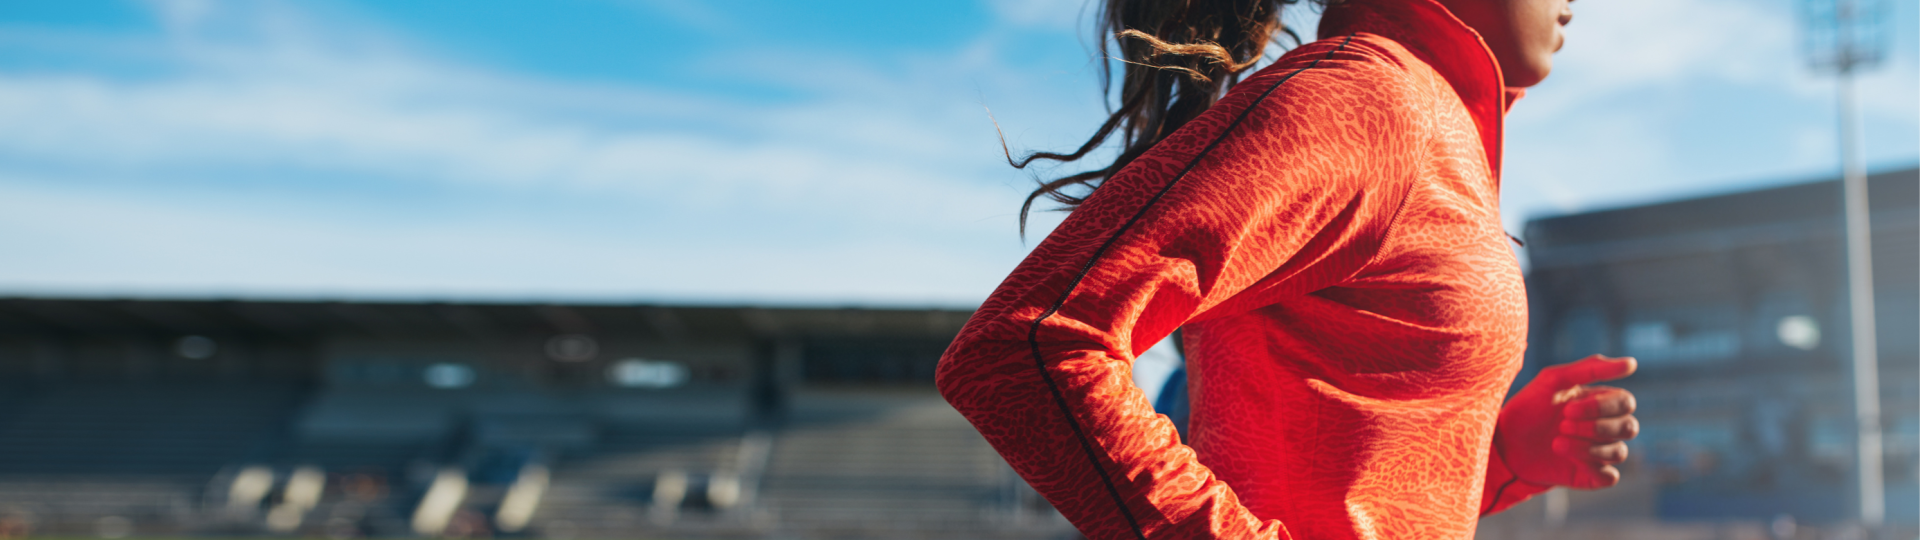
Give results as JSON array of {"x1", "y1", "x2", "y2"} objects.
[{"x1": 1481, "y1": 449, "x2": 1554, "y2": 516}]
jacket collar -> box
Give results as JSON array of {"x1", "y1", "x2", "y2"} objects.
[{"x1": 1317, "y1": 0, "x2": 1516, "y2": 182}]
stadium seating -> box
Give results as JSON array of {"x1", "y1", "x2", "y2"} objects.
[
  {"x1": 533, "y1": 421, "x2": 749, "y2": 533},
  {"x1": 758, "y1": 390, "x2": 1009, "y2": 531},
  {"x1": 0, "y1": 301, "x2": 1082, "y2": 538},
  {"x1": 0, "y1": 383, "x2": 305, "y2": 475},
  {"x1": 0, "y1": 383, "x2": 309, "y2": 535}
]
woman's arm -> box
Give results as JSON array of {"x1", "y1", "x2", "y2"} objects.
[{"x1": 937, "y1": 37, "x2": 1427, "y2": 539}]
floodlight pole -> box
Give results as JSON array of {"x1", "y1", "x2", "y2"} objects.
[
  {"x1": 1837, "y1": 57, "x2": 1884, "y2": 530},
  {"x1": 1801, "y1": 0, "x2": 1884, "y2": 529}
]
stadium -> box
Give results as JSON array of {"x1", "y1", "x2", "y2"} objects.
[
  {"x1": 4, "y1": 0, "x2": 1918, "y2": 537},
  {"x1": 0, "y1": 168, "x2": 1910, "y2": 539},
  {"x1": 0, "y1": 300, "x2": 1065, "y2": 539}
]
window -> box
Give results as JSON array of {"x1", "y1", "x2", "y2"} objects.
[
  {"x1": 607, "y1": 359, "x2": 688, "y2": 389},
  {"x1": 1622, "y1": 305, "x2": 1742, "y2": 365},
  {"x1": 1750, "y1": 291, "x2": 1823, "y2": 355},
  {"x1": 423, "y1": 363, "x2": 477, "y2": 389},
  {"x1": 545, "y1": 334, "x2": 598, "y2": 362},
  {"x1": 174, "y1": 335, "x2": 217, "y2": 359},
  {"x1": 1775, "y1": 315, "x2": 1820, "y2": 350}
]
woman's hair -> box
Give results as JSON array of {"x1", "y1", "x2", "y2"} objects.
[{"x1": 1012, "y1": 0, "x2": 1325, "y2": 233}]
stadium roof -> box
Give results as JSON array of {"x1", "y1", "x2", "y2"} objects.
[
  {"x1": 1524, "y1": 167, "x2": 1918, "y2": 269},
  {"x1": 0, "y1": 298, "x2": 973, "y2": 341}
]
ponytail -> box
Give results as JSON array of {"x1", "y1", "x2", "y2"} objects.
[{"x1": 1012, "y1": 0, "x2": 1323, "y2": 234}]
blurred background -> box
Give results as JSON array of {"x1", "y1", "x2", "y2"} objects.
[{"x1": 0, "y1": 0, "x2": 1914, "y2": 539}]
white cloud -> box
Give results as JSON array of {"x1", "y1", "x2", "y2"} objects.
[
  {"x1": 0, "y1": 40, "x2": 1009, "y2": 223},
  {"x1": 1513, "y1": 0, "x2": 1806, "y2": 126},
  {"x1": 1542, "y1": 0, "x2": 1917, "y2": 126},
  {"x1": 0, "y1": 177, "x2": 1004, "y2": 304},
  {"x1": 1501, "y1": 0, "x2": 1918, "y2": 227},
  {"x1": 1558, "y1": 0, "x2": 1789, "y2": 88},
  {"x1": 0, "y1": 0, "x2": 1114, "y2": 303}
]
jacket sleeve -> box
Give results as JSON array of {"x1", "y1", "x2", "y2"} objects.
[{"x1": 936, "y1": 41, "x2": 1427, "y2": 540}]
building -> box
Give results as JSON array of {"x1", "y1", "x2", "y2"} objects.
[
  {"x1": 1522, "y1": 167, "x2": 1919, "y2": 524},
  {"x1": 0, "y1": 299, "x2": 1068, "y2": 539}
]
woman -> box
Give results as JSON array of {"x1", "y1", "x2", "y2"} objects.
[{"x1": 936, "y1": 0, "x2": 1641, "y2": 537}]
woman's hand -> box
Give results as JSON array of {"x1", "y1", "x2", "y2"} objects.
[{"x1": 1495, "y1": 355, "x2": 1639, "y2": 489}]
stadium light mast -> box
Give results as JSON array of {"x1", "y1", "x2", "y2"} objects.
[{"x1": 1799, "y1": 0, "x2": 1887, "y2": 529}]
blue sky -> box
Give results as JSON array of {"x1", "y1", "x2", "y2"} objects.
[{"x1": 0, "y1": 0, "x2": 1915, "y2": 306}]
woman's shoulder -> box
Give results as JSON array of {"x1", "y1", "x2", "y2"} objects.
[
  {"x1": 1259, "y1": 32, "x2": 1429, "y2": 76},
  {"x1": 1185, "y1": 35, "x2": 1444, "y2": 153},
  {"x1": 1117, "y1": 33, "x2": 1448, "y2": 206},
  {"x1": 1235, "y1": 33, "x2": 1446, "y2": 111}
]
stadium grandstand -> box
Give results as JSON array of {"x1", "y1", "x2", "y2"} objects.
[{"x1": 0, "y1": 301, "x2": 1070, "y2": 539}]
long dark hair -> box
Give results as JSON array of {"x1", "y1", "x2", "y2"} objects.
[{"x1": 1012, "y1": 0, "x2": 1324, "y2": 233}]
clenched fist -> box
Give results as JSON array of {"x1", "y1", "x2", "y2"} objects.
[{"x1": 1495, "y1": 355, "x2": 1640, "y2": 489}]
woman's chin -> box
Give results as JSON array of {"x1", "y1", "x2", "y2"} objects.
[{"x1": 1506, "y1": 59, "x2": 1552, "y2": 88}]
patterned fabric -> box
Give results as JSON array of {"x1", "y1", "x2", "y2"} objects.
[{"x1": 935, "y1": 0, "x2": 1551, "y2": 538}]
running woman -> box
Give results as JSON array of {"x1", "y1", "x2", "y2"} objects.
[{"x1": 936, "y1": 0, "x2": 1640, "y2": 538}]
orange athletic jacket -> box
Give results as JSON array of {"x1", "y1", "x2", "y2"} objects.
[{"x1": 935, "y1": 0, "x2": 1552, "y2": 538}]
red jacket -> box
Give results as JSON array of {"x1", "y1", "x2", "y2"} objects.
[{"x1": 936, "y1": 0, "x2": 1550, "y2": 538}]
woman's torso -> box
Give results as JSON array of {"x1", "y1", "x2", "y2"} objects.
[{"x1": 1180, "y1": 9, "x2": 1529, "y2": 537}]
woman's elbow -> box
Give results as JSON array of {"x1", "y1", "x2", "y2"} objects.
[
  {"x1": 933, "y1": 343, "x2": 970, "y2": 407},
  {"x1": 934, "y1": 332, "x2": 997, "y2": 410}
]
